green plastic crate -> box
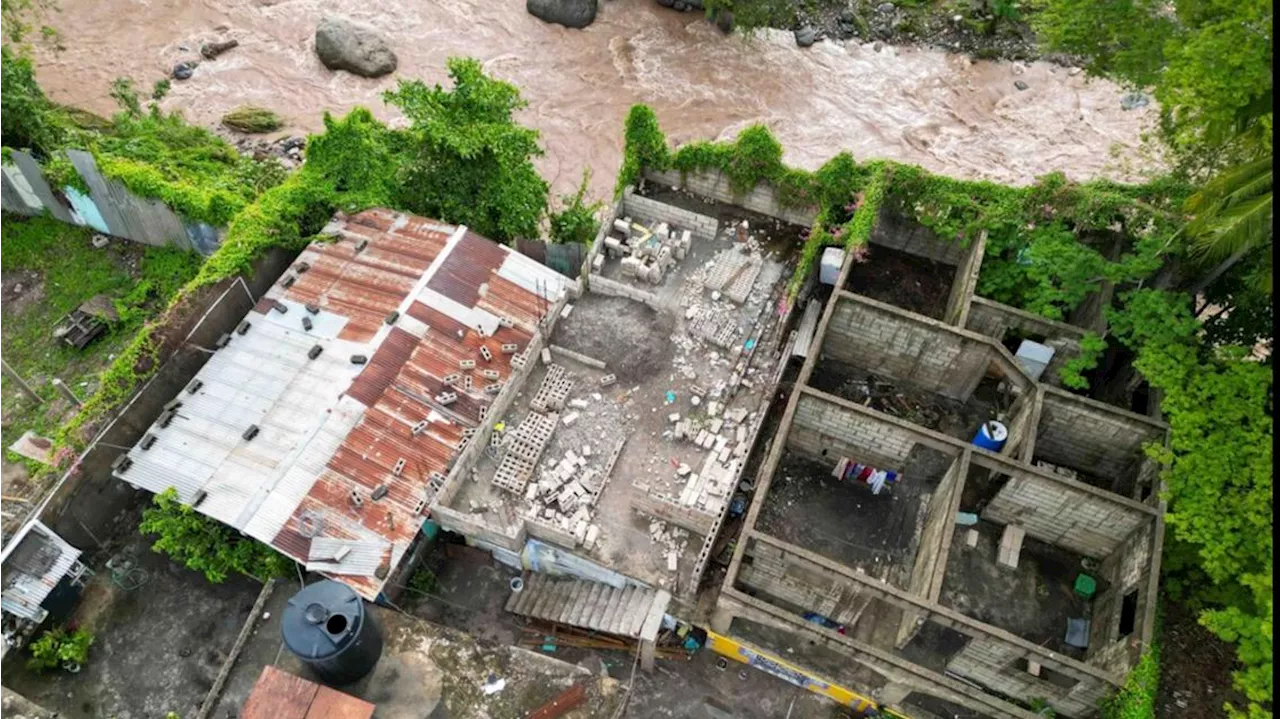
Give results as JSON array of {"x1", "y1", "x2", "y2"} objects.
[{"x1": 1074, "y1": 573, "x2": 1097, "y2": 599}]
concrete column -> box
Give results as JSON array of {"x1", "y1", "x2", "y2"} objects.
[
  {"x1": 640, "y1": 638, "x2": 656, "y2": 671},
  {"x1": 710, "y1": 599, "x2": 737, "y2": 635}
]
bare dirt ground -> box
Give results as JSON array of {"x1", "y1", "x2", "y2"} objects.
[
  {"x1": 842, "y1": 244, "x2": 956, "y2": 320},
  {"x1": 1157, "y1": 601, "x2": 1251, "y2": 718},
  {"x1": 1, "y1": 514, "x2": 262, "y2": 719}
]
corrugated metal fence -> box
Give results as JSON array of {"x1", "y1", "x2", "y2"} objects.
[
  {"x1": 1, "y1": 149, "x2": 224, "y2": 255},
  {"x1": 515, "y1": 238, "x2": 584, "y2": 279}
]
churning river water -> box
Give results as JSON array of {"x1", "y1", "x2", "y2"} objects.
[{"x1": 31, "y1": 0, "x2": 1161, "y2": 198}]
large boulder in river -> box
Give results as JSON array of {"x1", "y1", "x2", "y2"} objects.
[
  {"x1": 314, "y1": 16, "x2": 397, "y2": 77},
  {"x1": 527, "y1": 0, "x2": 598, "y2": 29}
]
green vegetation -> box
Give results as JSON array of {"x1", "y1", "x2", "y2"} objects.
[
  {"x1": 140, "y1": 488, "x2": 294, "y2": 583},
  {"x1": 407, "y1": 566, "x2": 439, "y2": 594},
  {"x1": 26, "y1": 626, "x2": 94, "y2": 673},
  {"x1": 1055, "y1": 331, "x2": 1106, "y2": 390},
  {"x1": 1100, "y1": 642, "x2": 1160, "y2": 719},
  {"x1": 702, "y1": 0, "x2": 797, "y2": 34},
  {"x1": 1, "y1": 214, "x2": 201, "y2": 460},
  {"x1": 221, "y1": 106, "x2": 283, "y2": 134},
  {"x1": 548, "y1": 170, "x2": 603, "y2": 245},
  {"x1": 1034, "y1": 4, "x2": 1272, "y2": 714},
  {"x1": 616, "y1": 106, "x2": 1182, "y2": 325},
  {"x1": 385, "y1": 57, "x2": 548, "y2": 243},
  {"x1": 1, "y1": 45, "x2": 68, "y2": 155}
]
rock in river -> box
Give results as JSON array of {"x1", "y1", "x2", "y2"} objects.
[
  {"x1": 527, "y1": 0, "x2": 598, "y2": 29},
  {"x1": 314, "y1": 16, "x2": 397, "y2": 77},
  {"x1": 795, "y1": 26, "x2": 817, "y2": 47}
]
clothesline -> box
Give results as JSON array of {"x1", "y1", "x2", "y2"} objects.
[{"x1": 831, "y1": 456, "x2": 901, "y2": 495}]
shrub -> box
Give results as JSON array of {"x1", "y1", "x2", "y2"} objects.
[
  {"x1": 26, "y1": 626, "x2": 94, "y2": 673},
  {"x1": 140, "y1": 488, "x2": 294, "y2": 583},
  {"x1": 549, "y1": 169, "x2": 603, "y2": 245}
]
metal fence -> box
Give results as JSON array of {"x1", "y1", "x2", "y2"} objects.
[
  {"x1": 515, "y1": 237, "x2": 584, "y2": 279},
  {"x1": 1, "y1": 149, "x2": 224, "y2": 255}
]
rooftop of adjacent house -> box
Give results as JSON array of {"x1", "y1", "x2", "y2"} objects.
[{"x1": 110, "y1": 208, "x2": 573, "y2": 600}]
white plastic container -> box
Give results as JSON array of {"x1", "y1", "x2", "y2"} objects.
[{"x1": 819, "y1": 246, "x2": 844, "y2": 285}]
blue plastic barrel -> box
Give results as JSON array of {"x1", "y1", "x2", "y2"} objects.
[{"x1": 972, "y1": 420, "x2": 1008, "y2": 452}]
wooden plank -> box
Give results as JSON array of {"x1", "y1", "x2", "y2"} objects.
[
  {"x1": 525, "y1": 682, "x2": 587, "y2": 719},
  {"x1": 305, "y1": 685, "x2": 376, "y2": 719},
  {"x1": 240, "y1": 666, "x2": 317, "y2": 719}
]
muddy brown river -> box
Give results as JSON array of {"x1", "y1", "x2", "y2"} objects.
[{"x1": 32, "y1": 0, "x2": 1160, "y2": 199}]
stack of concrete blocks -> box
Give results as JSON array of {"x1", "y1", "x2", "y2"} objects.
[
  {"x1": 611, "y1": 218, "x2": 692, "y2": 286},
  {"x1": 492, "y1": 410, "x2": 560, "y2": 494}
]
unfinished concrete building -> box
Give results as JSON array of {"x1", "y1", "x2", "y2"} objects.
[{"x1": 706, "y1": 179, "x2": 1169, "y2": 718}]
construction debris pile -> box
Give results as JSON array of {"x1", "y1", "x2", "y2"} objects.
[{"x1": 598, "y1": 218, "x2": 693, "y2": 285}]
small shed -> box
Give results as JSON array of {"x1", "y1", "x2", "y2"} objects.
[
  {"x1": 1, "y1": 520, "x2": 90, "y2": 658},
  {"x1": 240, "y1": 665, "x2": 375, "y2": 719}
]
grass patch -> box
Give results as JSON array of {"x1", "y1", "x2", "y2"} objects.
[
  {"x1": 221, "y1": 106, "x2": 283, "y2": 134},
  {"x1": 0, "y1": 213, "x2": 201, "y2": 458}
]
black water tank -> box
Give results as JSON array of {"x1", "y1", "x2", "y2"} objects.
[{"x1": 281, "y1": 579, "x2": 383, "y2": 686}]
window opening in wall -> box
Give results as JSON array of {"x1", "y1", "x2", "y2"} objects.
[
  {"x1": 1014, "y1": 657, "x2": 1080, "y2": 690},
  {"x1": 1002, "y1": 330, "x2": 1048, "y2": 357},
  {"x1": 1119, "y1": 590, "x2": 1139, "y2": 637}
]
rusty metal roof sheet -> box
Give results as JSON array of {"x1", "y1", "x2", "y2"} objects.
[{"x1": 113, "y1": 208, "x2": 571, "y2": 601}]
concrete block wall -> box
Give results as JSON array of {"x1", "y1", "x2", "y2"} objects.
[
  {"x1": 631, "y1": 488, "x2": 715, "y2": 536},
  {"x1": 943, "y1": 231, "x2": 987, "y2": 328},
  {"x1": 1034, "y1": 388, "x2": 1168, "y2": 483},
  {"x1": 945, "y1": 637, "x2": 1113, "y2": 718},
  {"x1": 431, "y1": 504, "x2": 525, "y2": 553},
  {"x1": 980, "y1": 470, "x2": 1150, "y2": 559},
  {"x1": 586, "y1": 273, "x2": 664, "y2": 311},
  {"x1": 437, "y1": 291, "x2": 570, "y2": 508},
  {"x1": 643, "y1": 168, "x2": 818, "y2": 228},
  {"x1": 621, "y1": 186, "x2": 721, "y2": 242},
  {"x1": 739, "y1": 537, "x2": 894, "y2": 634},
  {"x1": 966, "y1": 297, "x2": 1088, "y2": 388},
  {"x1": 788, "y1": 391, "x2": 918, "y2": 470},
  {"x1": 1001, "y1": 390, "x2": 1038, "y2": 460},
  {"x1": 896, "y1": 457, "x2": 963, "y2": 647},
  {"x1": 822, "y1": 294, "x2": 992, "y2": 401},
  {"x1": 869, "y1": 209, "x2": 968, "y2": 265},
  {"x1": 1087, "y1": 521, "x2": 1154, "y2": 672}
]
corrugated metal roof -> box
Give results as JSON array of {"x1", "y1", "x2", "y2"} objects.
[
  {"x1": 1, "y1": 521, "x2": 81, "y2": 621},
  {"x1": 112, "y1": 209, "x2": 572, "y2": 600}
]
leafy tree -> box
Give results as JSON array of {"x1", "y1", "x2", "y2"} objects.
[
  {"x1": 616, "y1": 103, "x2": 670, "y2": 195},
  {"x1": 1184, "y1": 154, "x2": 1273, "y2": 295},
  {"x1": 382, "y1": 57, "x2": 547, "y2": 243},
  {"x1": 303, "y1": 107, "x2": 403, "y2": 212},
  {"x1": 1, "y1": 45, "x2": 67, "y2": 155},
  {"x1": 548, "y1": 169, "x2": 603, "y2": 245},
  {"x1": 1110, "y1": 289, "x2": 1273, "y2": 719},
  {"x1": 1031, "y1": 0, "x2": 1272, "y2": 169},
  {"x1": 140, "y1": 488, "x2": 293, "y2": 584}
]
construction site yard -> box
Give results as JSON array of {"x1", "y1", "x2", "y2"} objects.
[{"x1": 449, "y1": 218, "x2": 792, "y2": 594}]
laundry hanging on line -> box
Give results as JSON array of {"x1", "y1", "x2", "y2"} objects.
[{"x1": 831, "y1": 456, "x2": 900, "y2": 495}]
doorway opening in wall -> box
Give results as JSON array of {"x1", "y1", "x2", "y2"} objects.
[
  {"x1": 1129, "y1": 382, "x2": 1151, "y2": 415},
  {"x1": 1119, "y1": 590, "x2": 1140, "y2": 637}
]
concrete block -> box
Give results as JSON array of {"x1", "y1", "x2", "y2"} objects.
[
  {"x1": 541, "y1": 348, "x2": 552, "y2": 365},
  {"x1": 562, "y1": 412, "x2": 580, "y2": 427},
  {"x1": 585, "y1": 524, "x2": 600, "y2": 550},
  {"x1": 966, "y1": 529, "x2": 979, "y2": 547},
  {"x1": 667, "y1": 551, "x2": 679, "y2": 572}
]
